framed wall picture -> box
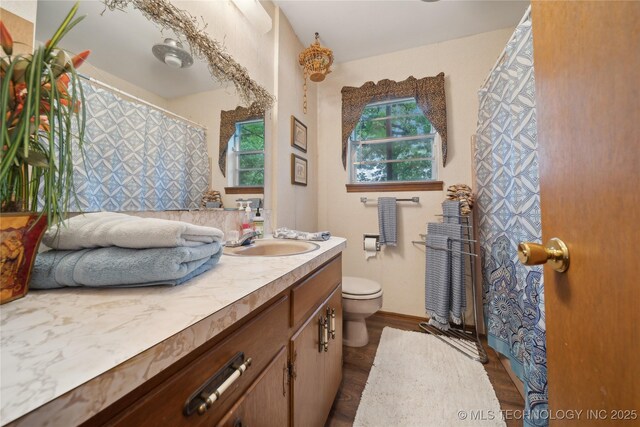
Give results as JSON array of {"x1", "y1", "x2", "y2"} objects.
[
  {"x1": 291, "y1": 116, "x2": 307, "y2": 152},
  {"x1": 291, "y1": 154, "x2": 308, "y2": 186}
]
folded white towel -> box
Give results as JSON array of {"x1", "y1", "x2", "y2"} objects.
[{"x1": 43, "y1": 212, "x2": 224, "y2": 250}]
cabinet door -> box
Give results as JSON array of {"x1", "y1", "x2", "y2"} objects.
[
  {"x1": 322, "y1": 285, "x2": 343, "y2": 418},
  {"x1": 290, "y1": 285, "x2": 343, "y2": 427},
  {"x1": 216, "y1": 347, "x2": 289, "y2": 427},
  {"x1": 290, "y1": 302, "x2": 327, "y2": 427}
]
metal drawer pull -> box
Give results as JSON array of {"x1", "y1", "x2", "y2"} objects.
[
  {"x1": 318, "y1": 315, "x2": 329, "y2": 352},
  {"x1": 197, "y1": 358, "x2": 252, "y2": 415},
  {"x1": 327, "y1": 307, "x2": 336, "y2": 339},
  {"x1": 323, "y1": 316, "x2": 329, "y2": 351}
]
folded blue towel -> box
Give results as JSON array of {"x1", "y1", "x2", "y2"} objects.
[
  {"x1": 442, "y1": 200, "x2": 462, "y2": 223},
  {"x1": 30, "y1": 243, "x2": 222, "y2": 289},
  {"x1": 427, "y1": 222, "x2": 466, "y2": 325},
  {"x1": 378, "y1": 197, "x2": 397, "y2": 246},
  {"x1": 425, "y1": 233, "x2": 451, "y2": 330}
]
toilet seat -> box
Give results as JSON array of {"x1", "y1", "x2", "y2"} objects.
[{"x1": 342, "y1": 276, "x2": 383, "y2": 300}]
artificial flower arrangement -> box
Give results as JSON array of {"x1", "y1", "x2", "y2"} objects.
[{"x1": 0, "y1": 3, "x2": 90, "y2": 303}]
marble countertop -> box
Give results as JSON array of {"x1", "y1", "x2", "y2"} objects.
[{"x1": 0, "y1": 237, "x2": 346, "y2": 426}]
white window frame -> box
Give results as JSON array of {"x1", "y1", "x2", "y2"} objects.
[
  {"x1": 227, "y1": 118, "x2": 265, "y2": 187},
  {"x1": 348, "y1": 97, "x2": 439, "y2": 184}
]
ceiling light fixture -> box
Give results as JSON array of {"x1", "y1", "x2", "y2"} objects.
[
  {"x1": 298, "y1": 32, "x2": 334, "y2": 113},
  {"x1": 152, "y1": 38, "x2": 194, "y2": 69}
]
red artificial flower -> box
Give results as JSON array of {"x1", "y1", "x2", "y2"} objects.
[
  {"x1": 71, "y1": 50, "x2": 90, "y2": 69},
  {"x1": 0, "y1": 20, "x2": 14, "y2": 56}
]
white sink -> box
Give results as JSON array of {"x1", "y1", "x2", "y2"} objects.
[{"x1": 224, "y1": 239, "x2": 320, "y2": 257}]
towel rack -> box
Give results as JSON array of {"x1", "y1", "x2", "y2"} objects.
[
  {"x1": 416, "y1": 213, "x2": 488, "y2": 364},
  {"x1": 360, "y1": 196, "x2": 419, "y2": 204},
  {"x1": 414, "y1": 242, "x2": 478, "y2": 258}
]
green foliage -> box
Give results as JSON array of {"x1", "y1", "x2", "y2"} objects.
[
  {"x1": 352, "y1": 99, "x2": 435, "y2": 183},
  {"x1": 235, "y1": 119, "x2": 264, "y2": 186},
  {"x1": 238, "y1": 121, "x2": 264, "y2": 151},
  {"x1": 238, "y1": 153, "x2": 264, "y2": 169},
  {"x1": 239, "y1": 170, "x2": 264, "y2": 186}
]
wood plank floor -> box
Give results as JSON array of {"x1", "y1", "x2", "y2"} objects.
[{"x1": 325, "y1": 313, "x2": 525, "y2": 427}]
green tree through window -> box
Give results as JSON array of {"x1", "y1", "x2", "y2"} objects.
[
  {"x1": 232, "y1": 119, "x2": 265, "y2": 186},
  {"x1": 350, "y1": 98, "x2": 437, "y2": 183}
]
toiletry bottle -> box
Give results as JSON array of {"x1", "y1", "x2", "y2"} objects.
[
  {"x1": 252, "y1": 207, "x2": 264, "y2": 238},
  {"x1": 241, "y1": 205, "x2": 253, "y2": 235}
]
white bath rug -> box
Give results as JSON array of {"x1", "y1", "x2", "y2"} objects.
[{"x1": 354, "y1": 327, "x2": 506, "y2": 427}]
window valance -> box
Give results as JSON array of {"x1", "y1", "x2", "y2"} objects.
[
  {"x1": 341, "y1": 72, "x2": 448, "y2": 168},
  {"x1": 219, "y1": 104, "x2": 264, "y2": 177}
]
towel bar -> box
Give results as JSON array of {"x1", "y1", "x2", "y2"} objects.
[
  {"x1": 360, "y1": 197, "x2": 419, "y2": 204},
  {"x1": 413, "y1": 241, "x2": 478, "y2": 257},
  {"x1": 419, "y1": 233, "x2": 476, "y2": 243}
]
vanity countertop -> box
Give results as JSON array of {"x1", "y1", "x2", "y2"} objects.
[{"x1": 0, "y1": 237, "x2": 347, "y2": 426}]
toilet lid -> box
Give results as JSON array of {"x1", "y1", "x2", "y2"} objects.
[{"x1": 342, "y1": 276, "x2": 382, "y2": 297}]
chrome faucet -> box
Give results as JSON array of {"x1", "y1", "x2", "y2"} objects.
[{"x1": 225, "y1": 231, "x2": 259, "y2": 248}]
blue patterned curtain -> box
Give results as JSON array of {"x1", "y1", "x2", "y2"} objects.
[
  {"x1": 72, "y1": 81, "x2": 209, "y2": 211},
  {"x1": 475, "y1": 13, "x2": 548, "y2": 427}
]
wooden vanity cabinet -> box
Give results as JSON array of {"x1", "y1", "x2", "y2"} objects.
[
  {"x1": 290, "y1": 285, "x2": 343, "y2": 427},
  {"x1": 105, "y1": 296, "x2": 290, "y2": 427},
  {"x1": 95, "y1": 255, "x2": 342, "y2": 427}
]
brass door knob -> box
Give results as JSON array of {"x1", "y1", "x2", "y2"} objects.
[{"x1": 517, "y1": 238, "x2": 570, "y2": 273}]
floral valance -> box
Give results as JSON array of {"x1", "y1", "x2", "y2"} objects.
[
  {"x1": 341, "y1": 72, "x2": 448, "y2": 168},
  {"x1": 219, "y1": 104, "x2": 264, "y2": 177}
]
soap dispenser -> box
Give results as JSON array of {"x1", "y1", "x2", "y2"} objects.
[
  {"x1": 241, "y1": 204, "x2": 253, "y2": 236},
  {"x1": 252, "y1": 207, "x2": 264, "y2": 238}
]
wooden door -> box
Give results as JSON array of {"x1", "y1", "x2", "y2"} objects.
[
  {"x1": 217, "y1": 347, "x2": 289, "y2": 427},
  {"x1": 322, "y1": 286, "x2": 343, "y2": 419},
  {"x1": 531, "y1": 1, "x2": 639, "y2": 421},
  {"x1": 290, "y1": 302, "x2": 327, "y2": 427}
]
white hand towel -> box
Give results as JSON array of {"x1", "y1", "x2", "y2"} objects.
[{"x1": 43, "y1": 212, "x2": 224, "y2": 250}]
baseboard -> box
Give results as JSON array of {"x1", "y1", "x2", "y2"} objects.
[
  {"x1": 375, "y1": 311, "x2": 479, "y2": 334},
  {"x1": 375, "y1": 310, "x2": 427, "y2": 323}
]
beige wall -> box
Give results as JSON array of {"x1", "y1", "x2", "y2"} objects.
[
  {"x1": 1, "y1": 9, "x2": 33, "y2": 57},
  {"x1": 316, "y1": 28, "x2": 513, "y2": 318},
  {"x1": 172, "y1": 0, "x2": 277, "y2": 212},
  {"x1": 179, "y1": 1, "x2": 275, "y2": 94},
  {"x1": 79, "y1": 62, "x2": 171, "y2": 110},
  {"x1": 1, "y1": 1, "x2": 37, "y2": 23},
  {"x1": 270, "y1": 7, "x2": 318, "y2": 232},
  {"x1": 167, "y1": 2, "x2": 319, "y2": 234}
]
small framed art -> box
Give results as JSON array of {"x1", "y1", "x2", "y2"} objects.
[
  {"x1": 291, "y1": 116, "x2": 307, "y2": 152},
  {"x1": 291, "y1": 154, "x2": 308, "y2": 186}
]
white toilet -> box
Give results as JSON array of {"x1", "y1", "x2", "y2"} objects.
[{"x1": 342, "y1": 276, "x2": 383, "y2": 347}]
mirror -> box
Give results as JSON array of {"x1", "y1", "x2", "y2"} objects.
[{"x1": 35, "y1": 0, "x2": 266, "y2": 211}]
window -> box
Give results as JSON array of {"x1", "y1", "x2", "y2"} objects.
[
  {"x1": 228, "y1": 119, "x2": 265, "y2": 187},
  {"x1": 349, "y1": 98, "x2": 438, "y2": 184}
]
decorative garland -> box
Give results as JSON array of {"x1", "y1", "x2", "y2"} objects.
[{"x1": 103, "y1": 0, "x2": 275, "y2": 112}]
